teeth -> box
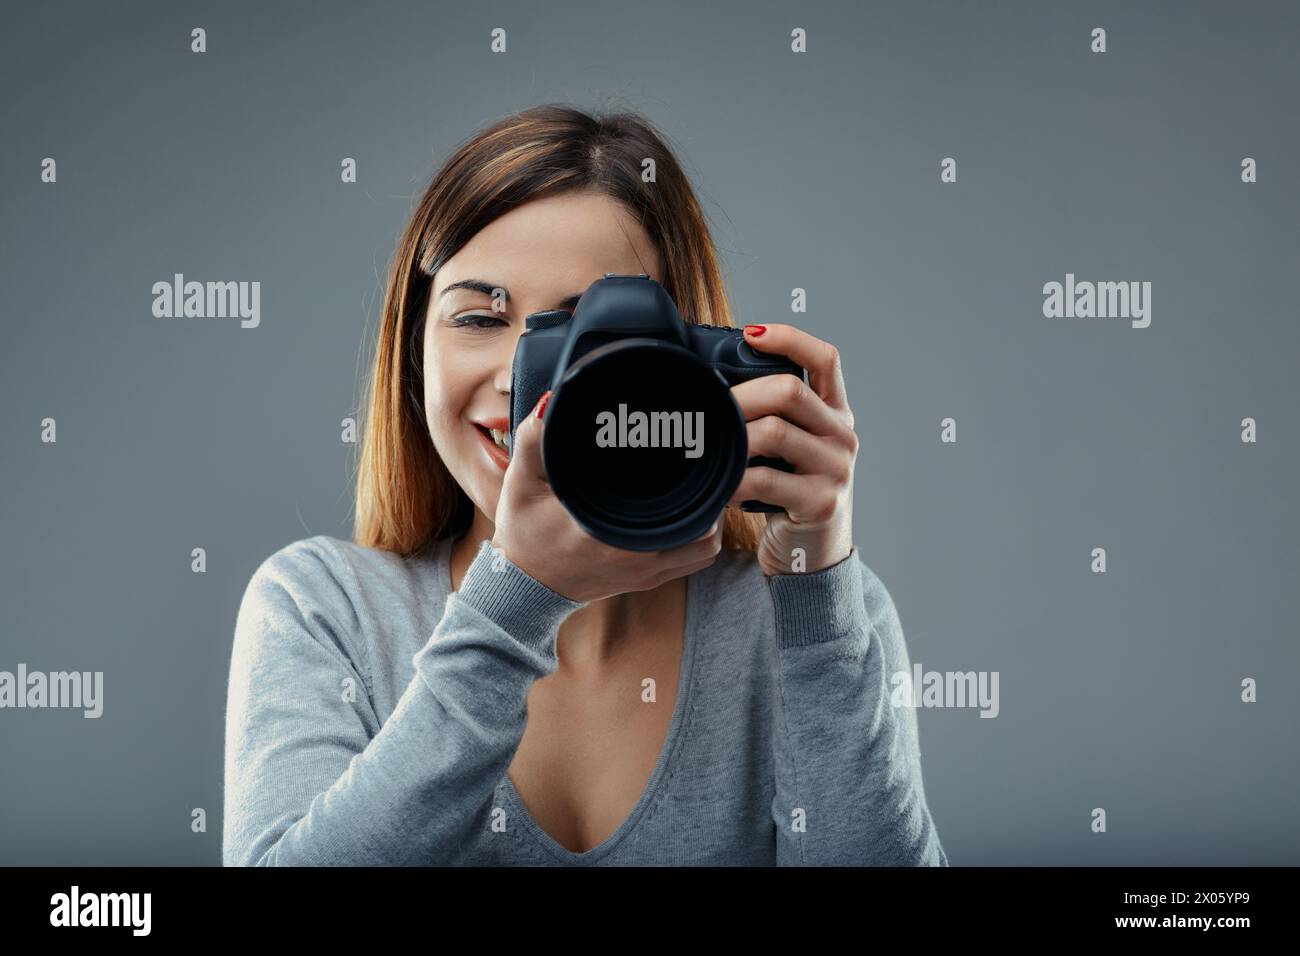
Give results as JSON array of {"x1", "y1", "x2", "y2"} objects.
[{"x1": 488, "y1": 428, "x2": 508, "y2": 449}]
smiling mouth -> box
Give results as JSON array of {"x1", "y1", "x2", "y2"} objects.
[{"x1": 475, "y1": 423, "x2": 510, "y2": 451}]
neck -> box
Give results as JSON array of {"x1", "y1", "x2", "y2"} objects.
[{"x1": 449, "y1": 508, "x2": 682, "y2": 673}]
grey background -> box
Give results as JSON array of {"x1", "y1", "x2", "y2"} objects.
[{"x1": 1, "y1": 0, "x2": 1296, "y2": 865}]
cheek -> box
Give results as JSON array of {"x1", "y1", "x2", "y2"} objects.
[{"x1": 422, "y1": 339, "x2": 468, "y2": 420}]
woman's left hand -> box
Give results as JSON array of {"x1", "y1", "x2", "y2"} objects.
[{"x1": 727, "y1": 323, "x2": 858, "y2": 576}]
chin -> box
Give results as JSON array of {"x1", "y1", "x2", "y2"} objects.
[
  {"x1": 440, "y1": 438, "x2": 502, "y2": 530},
  {"x1": 460, "y1": 478, "x2": 500, "y2": 528}
]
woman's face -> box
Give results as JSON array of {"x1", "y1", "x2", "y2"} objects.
[{"x1": 423, "y1": 189, "x2": 664, "y2": 531}]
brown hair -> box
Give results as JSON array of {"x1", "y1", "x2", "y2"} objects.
[{"x1": 353, "y1": 103, "x2": 764, "y2": 557}]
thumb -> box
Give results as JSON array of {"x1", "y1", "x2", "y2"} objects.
[{"x1": 509, "y1": 389, "x2": 552, "y2": 483}]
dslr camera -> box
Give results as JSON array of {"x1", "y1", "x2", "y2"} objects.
[{"x1": 507, "y1": 273, "x2": 807, "y2": 551}]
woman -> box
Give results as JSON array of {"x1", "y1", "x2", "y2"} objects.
[{"x1": 222, "y1": 104, "x2": 948, "y2": 866}]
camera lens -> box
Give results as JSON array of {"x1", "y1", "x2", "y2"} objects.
[{"x1": 541, "y1": 338, "x2": 747, "y2": 551}]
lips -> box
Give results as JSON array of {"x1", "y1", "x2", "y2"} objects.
[{"x1": 471, "y1": 418, "x2": 511, "y2": 472}]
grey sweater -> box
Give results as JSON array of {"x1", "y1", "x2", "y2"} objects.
[{"x1": 222, "y1": 534, "x2": 948, "y2": 866}]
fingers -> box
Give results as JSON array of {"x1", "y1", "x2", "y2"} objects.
[
  {"x1": 744, "y1": 414, "x2": 853, "y2": 479},
  {"x1": 694, "y1": 518, "x2": 721, "y2": 542},
  {"x1": 508, "y1": 390, "x2": 552, "y2": 484},
  {"x1": 652, "y1": 552, "x2": 718, "y2": 587},
  {"x1": 654, "y1": 518, "x2": 724, "y2": 573},
  {"x1": 651, "y1": 547, "x2": 720, "y2": 587},
  {"x1": 730, "y1": 372, "x2": 845, "y2": 439},
  {"x1": 742, "y1": 323, "x2": 850, "y2": 414},
  {"x1": 727, "y1": 466, "x2": 839, "y2": 524}
]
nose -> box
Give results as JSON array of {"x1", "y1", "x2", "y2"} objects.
[
  {"x1": 493, "y1": 321, "x2": 525, "y2": 396},
  {"x1": 493, "y1": 347, "x2": 513, "y2": 395}
]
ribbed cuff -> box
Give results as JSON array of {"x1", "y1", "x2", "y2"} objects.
[
  {"x1": 767, "y1": 547, "x2": 867, "y2": 649},
  {"x1": 453, "y1": 539, "x2": 588, "y2": 650}
]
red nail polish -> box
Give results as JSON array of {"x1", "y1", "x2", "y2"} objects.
[
  {"x1": 744, "y1": 324, "x2": 766, "y2": 337},
  {"x1": 536, "y1": 390, "x2": 552, "y2": 420}
]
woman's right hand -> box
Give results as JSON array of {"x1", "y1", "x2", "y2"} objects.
[{"x1": 490, "y1": 390, "x2": 724, "y2": 604}]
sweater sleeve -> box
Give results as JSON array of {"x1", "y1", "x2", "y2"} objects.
[
  {"x1": 767, "y1": 548, "x2": 949, "y2": 866},
  {"x1": 222, "y1": 537, "x2": 585, "y2": 866}
]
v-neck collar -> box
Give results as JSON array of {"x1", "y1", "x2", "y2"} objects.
[{"x1": 435, "y1": 535, "x2": 703, "y2": 865}]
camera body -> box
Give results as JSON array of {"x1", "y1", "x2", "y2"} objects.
[{"x1": 507, "y1": 274, "x2": 806, "y2": 551}]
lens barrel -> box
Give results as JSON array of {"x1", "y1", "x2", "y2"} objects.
[{"x1": 541, "y1": 338, "x2": 748, "y2": 551}]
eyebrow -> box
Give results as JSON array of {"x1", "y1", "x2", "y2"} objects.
[{"x1": 438, "y1": 279, "x2": 583, "y2": 313}]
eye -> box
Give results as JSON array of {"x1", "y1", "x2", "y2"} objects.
[{"x1": 450, "y1": 313, "x2": 507, "y2": 330}]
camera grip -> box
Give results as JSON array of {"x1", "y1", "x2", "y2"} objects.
[{"x1": 740, "y1": 454, "x2": 795, "y2": 513}]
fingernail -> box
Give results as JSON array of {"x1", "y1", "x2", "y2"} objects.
[
  {"x1": 744, "y1": 324, "x2": 766, "y2": 337},
  {"x1": 536, "y1": 390, "x2": 552, "y2": 420}
]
